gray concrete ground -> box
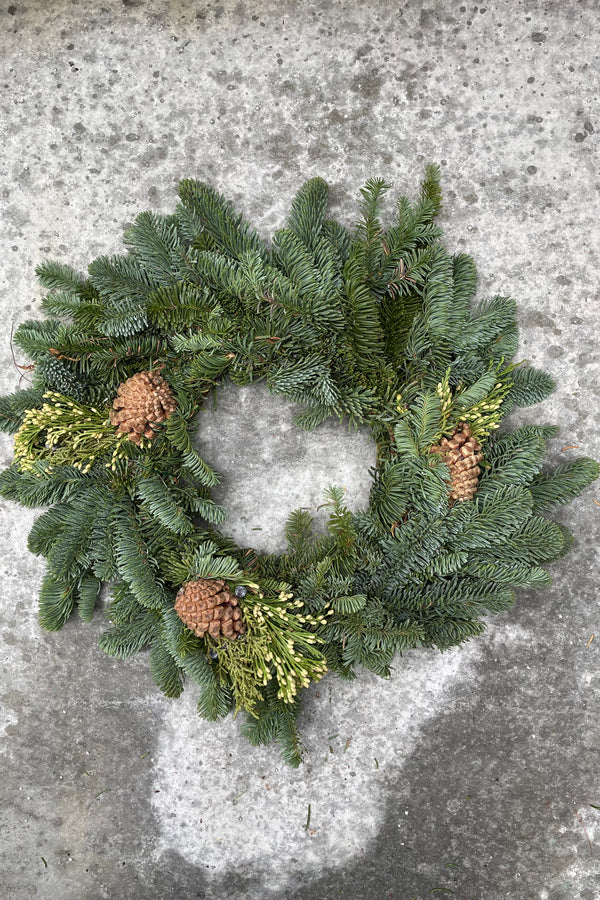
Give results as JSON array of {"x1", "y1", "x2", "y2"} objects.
[{"x1": 1, "y1": 1, "x2": 599, "y2": 898}]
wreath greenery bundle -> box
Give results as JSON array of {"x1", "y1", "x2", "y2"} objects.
[{"x1": 1, "y1": 167, "x2": 597, "y2": 765}]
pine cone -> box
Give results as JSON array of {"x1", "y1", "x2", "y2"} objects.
[
  {"x1": 110, "y1": 371, "x2": 176, "y2": 444},
  {"x1": 174, "y1": 578, "x2": 246, "y2": 640},
  {"x1": 430, "y1": 422, "x2": 483, "y2": 502}
]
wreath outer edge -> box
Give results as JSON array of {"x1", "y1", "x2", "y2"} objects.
[{"x1": 0, "y1": 166, "x2": 597, "y2": 766}]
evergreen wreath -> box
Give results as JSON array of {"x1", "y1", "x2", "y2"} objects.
[{"x1": 1, "y1": 167, "x2": 598, "y2": 766}]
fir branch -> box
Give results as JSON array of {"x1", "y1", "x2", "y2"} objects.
[
  {"x1": 453, "y1": 484, "x2": 534, "y2": 550},
  {"x1": 105, "y1": 583, "x2": 141, "y2": 625},
  {"x1": 149, "y1": 633, "x2": 185, "y2": 697},
  {"x1": 38, "y1": 571, "x2": 77, "y2": 631},
  {"x1": 420, "y1": 245, "x2": 458, "y2": 336},
  {"x1": 419, "y1": 163, "x2": 443, "y2": 216},
  {"x1": 343, "y1": 245, "x2": 385, "y2": 369},
  {"x1": 89, "y1": 492, "x2": 120, "y2": 581},
  {"x1": 99, "y1": 610, "x2": 162, "y2": 658},
  {"x1": 452, "y1": 253, "x2": 478, "y2": 307},
  {"x1": 0, "y1": 388, "x2": 45, "y2": 433},
  {"x1": 503, "y1": 365, "x2": 556, "y2": 410},
  {"x1": 197, "y1": 678, "x2": 234, "y2": 720},
  {"x1": 40, "y1": 290, "x2": 85, "y2": 318},
  {"x1": 113, "y1": 506, "x2": 171, "y2": 610},
  {"x1": 369, "y1": 460, "x2": 410, "y2": 525},
  {"x1": 161, "y1": 607, "x2": 218, "y2": 687},
  {"x1": 529, "y1": 458, "x2": 600, "y2": 510},
  {"x1": 185, "y1": 494, "x2": 227, "y2": 525},
  {"x1": 177, "y1": 180, "x2": 268, "y2": 262},
  {"x1": 27, "y1": 503, "x2": 74, "y2": 558},
  {"x1": 147, "y1": 282, "x2": 213, "y2": 329},
  {"x1": 0, "y1": 463, "x2": 95, "y2": 509},
  {"x1": 36, "y1": 260, "x2": 86, "y2": 294},
  {"x1": 77, "y1": 574, "x2": 101, "y2": 623},
  {"x1": 123, "y1": 211, "x2": 184, "y2": 285},
  {"x1": 267, "y1": 353, "x2": 340, "y2": 406},
  {"x1": 135, "y1": 473, "x2": 194, "y2": 535},
  {"x1": 169, "y1": 331, "x2": 224, "y2": 353},
  {"x1": 88, "y1": 254, "x2": 154, "y2": 304},
  {"x1": 272, "y1": 228, "x2": 321, "y2": 295},
  {"x1": 164, "y1": 413, "x2": 220, "y2": 487},
  {"x1": 477, "y1": 425, "x2": 557, "y2": 495},
  {"x1": 320, "y1": 220, "x2": 352, "y2": 268},
  {"x1": 46, "y1": 494, "x2": 98, "y2": 578},
  {"x1": 241, "y1": 682, "x2": 304, "y2": 767},
  {"x1": 13, "y1": 319, "x2": 62, "y2": 359},
  {"x1": 332, "y1": 594, "x2": 367, "y2": 614},
  {"x1": 286, "y1": 177, "x2": 329, "y2": 250},
  {"x1": 456, "y1": 295, "x2": 518, "y2": 355},
  {"x1": 463, "y1": 559, "x2": 552, "y2": 587}
]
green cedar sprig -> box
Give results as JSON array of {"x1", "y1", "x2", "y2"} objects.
[
  {"x1": 13, "y1": 391, "x2": 139, "y2": 474},
  {"x1": 209, "y1": 585, "x2": 331, "y2": 715}
]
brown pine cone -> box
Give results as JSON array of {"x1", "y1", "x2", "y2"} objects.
[
  {"x1": 174, "y1": 578, "x2": 246, "y2": 640},
  {"x1": 110, "y1": 370, "x2": 176, "y2": 445},
  {"x1": 430, "y1": 422, "x2": 483, "y2": 502}
]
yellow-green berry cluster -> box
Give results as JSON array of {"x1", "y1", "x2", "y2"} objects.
[
  {"x1": 395, "y1": 392, "x2": 408, "y2": 416},
  {"x1": 434, "y1": 366, "x2": 514, "y2": 445},
  {"x1": 458, "y1": 379, "x2": 512, "y2": 442},
  {"x1": 435, "y1": 369, "x2": 453, "y2": 435},
  {"x1": 14, "y1": 391, "x2": 136, "y2": 474}
]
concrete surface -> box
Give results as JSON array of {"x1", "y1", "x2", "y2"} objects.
[{"x1": 1, "y1": 1, "x2": 599, "y2": 898}]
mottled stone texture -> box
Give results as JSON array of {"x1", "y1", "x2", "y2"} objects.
[{"x1": 1, "y1": 2, "x2": 599, "y2": 898}]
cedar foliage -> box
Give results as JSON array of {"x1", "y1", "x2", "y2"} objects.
[{"x1": 1, "y1": 167, "x2": 598, "y2": 766}]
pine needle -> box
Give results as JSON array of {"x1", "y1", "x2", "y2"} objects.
[{"x1": 304, "y1": 803, "x2": 311, "y2": 832}]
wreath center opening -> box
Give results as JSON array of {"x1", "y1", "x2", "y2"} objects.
[{"x1": 192, "y1": 380, "x2": 376, "y2": 554}]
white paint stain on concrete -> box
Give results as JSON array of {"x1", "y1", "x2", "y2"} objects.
[{"x1": 151, "y1": 627, "x2": 530, "y2": 891}]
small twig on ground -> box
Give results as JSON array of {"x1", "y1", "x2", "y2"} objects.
[
  {"x1": 9, "y1": 319, "x2": 34, "y2": 385},
  {"x1": 576, "y1": 810, "x2": 596, "y2": 857},
  {"x1": 304, "y1": 803, "x2": 311, "y2": 832}
]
